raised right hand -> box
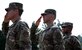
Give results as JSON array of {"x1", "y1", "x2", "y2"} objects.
[
  {"x1": 4, "y1": 12, "x2": 10, "y2": 22},
  {"x1": 35, "y1": 16, "x2": 42, "y2": 27},
  {"x1": 4, "y1": 10, "x2": 15, "y2": 22}
]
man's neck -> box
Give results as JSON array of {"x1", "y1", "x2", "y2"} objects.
[
  {"x1": 46, "y1": 22, "x2": 53, "y2": 28},
  {"x1": 63, "y1": 32, "x2": 71, "y2": 36}
]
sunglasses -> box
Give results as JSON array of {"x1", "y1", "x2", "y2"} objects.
[{"x1": 62, "y1": 26, "x2": 67, "y2": 28}]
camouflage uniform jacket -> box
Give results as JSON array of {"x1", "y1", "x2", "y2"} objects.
[
  {"x1": 2, "y1": 20, "x2": 31, "y2": 50},
  {"x1": 31, "y1": 22, "x2": 64, "y2": 50},
  {"x1": 0, "y1": 30, "x2": 5, "y2": 50},
  {"x1": 63, "y1": 34, "x2": 81, "y2": 50}
]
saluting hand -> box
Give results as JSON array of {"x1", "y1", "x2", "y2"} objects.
[
  {"x1": 35, "y1": 16, "x2": 42, "y2": 27},
  {"x1": 4, "y1": 10, "x2": 15, "y2": 22}
]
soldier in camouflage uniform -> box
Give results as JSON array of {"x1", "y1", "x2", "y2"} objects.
[
  {"x1": 61, "y1": 22, "x2": 81, "y2": 50},
  {"x1": 0, "y1": 30, "x2": 5, "y2": 50},
  {"x1": 31, "y1": 9, "x2": 64, "y2": 50},
  {"x1": 2, "y1": 2, "x2": 31, "y2": 50}
]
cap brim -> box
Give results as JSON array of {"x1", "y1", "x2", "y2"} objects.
[
  {"x1": 41, "y1": 13, "x2": 47, "y2": 16},
  {"x1": 62, "y1": 25, "x2": 67, "y2": 27},
  {"x1": 62, "y1": 25, "x2": 72, "y2": 28},
  {"x1": 5, "y1": 8, "x2": 9, "y2": 11}
]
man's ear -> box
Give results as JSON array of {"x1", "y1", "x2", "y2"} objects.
[
  {"x1": 50, "y1": 16, "x2": 54, "y2": 20},
  {"x1": 15, "y1": 9, "x2": 19, "y2": 12},
  {"x1": 50, "y1": 16, "x2": 53, "y2": 20},
  {"x1": 14, "y1": 9, "x2": 19, "y2": 14}
]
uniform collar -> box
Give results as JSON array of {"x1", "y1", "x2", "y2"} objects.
[
  {"x1": 10, "y1": 19, "x2": 20, "y2": 28},
  {"x1": 63, "y1": 33, "x2": 71, "y2": 38}
]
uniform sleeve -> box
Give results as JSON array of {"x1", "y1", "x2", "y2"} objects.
[
  {"x1": 2, "y1": 22, "x2": 9, "y2": 36},
  {"x1": 70, "y1": 36, "x2": 81, "y2": 50},
  {"x1": 18, "y1": 22, "x2": 31, "y2": 50},
  {"x1": 0, "y1": 31, "x2": 5, "y2": 50},
  {"x1": 30, "y1": 22, "x2": 39, "y2": 50},
  {"x1": 52, "y1": 28, "x2": 64, "y2": 50},
  {"x1": 30, "y1": 22, "x2": 38, "y2": 42}
]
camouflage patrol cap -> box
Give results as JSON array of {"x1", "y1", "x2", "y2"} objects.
[
  {"x1": 61, "y1": 22, "x2": 73, "y2": 28},
  {"x1": 41, "y1": 9, "x2": 56, "y2": 16},
  {"x1": 5, "y1": 2, "x2": 23, "y2": 11}
]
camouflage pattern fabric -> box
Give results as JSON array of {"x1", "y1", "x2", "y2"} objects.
[
  {"x1": 2, "y1": 20, "x2": 31, "y2": 50},
  {"x1": 63, "y1": 34, "x2": 81, "y2": 50},
  {"x1": 31, "y1": 22, "x2": 64, "y2": 50}
]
